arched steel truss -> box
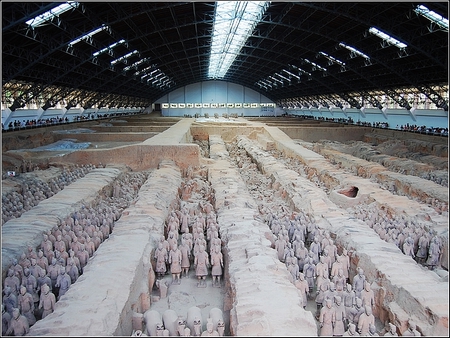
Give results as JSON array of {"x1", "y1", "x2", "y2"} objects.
[{"x1": 2, "y1": 2, "x2": 448, "y2": 112}]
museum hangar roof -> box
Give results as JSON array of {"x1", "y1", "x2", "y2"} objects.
[{"x1": 2, "y1": 1, "x2": 448, "y2": 110}]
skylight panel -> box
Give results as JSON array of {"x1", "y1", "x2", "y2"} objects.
[
  {"x1": 208, "y1": 1, "x2": 270, "y2": 79},
  {"x1": 93, "y1": 39, "x2": 126, "y2": 57},
  {"x1": 339, "y1": 42, "x2": 370, "y2": 60},
  {"x1": 414, "y1": 4, "x2": 449, "y2": 30},
  {"x1": 26, "y1": 1, "x2": 79, "y2": 28},
  {"x1": 369, "y1": 27, "x2": 407, "y2": 49},
  {"x1": 68, "y1": 24, "x2": 109, "y2": 46}
]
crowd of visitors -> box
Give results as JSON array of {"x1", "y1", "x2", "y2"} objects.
[
  {"x1": 3, "y1": 110, "x2": 447, "y2": 137},
  {"x1": 290, "y1": 114, "x2": 448, "y2": 136},
  {"x1": 2, "y1": 111, "x2": 141, "y2": 132},
  {"x1": 395, "y1": 123, "x2": 448, "y2": 136}
]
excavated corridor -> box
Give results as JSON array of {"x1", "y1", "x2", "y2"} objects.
[{"x1": 2, "y1": 116, "x2": 447, "y2": 336}]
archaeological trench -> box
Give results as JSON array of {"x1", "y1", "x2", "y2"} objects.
[{"x1": 1, "y1": 114, "x2": 448, "y2": 336}]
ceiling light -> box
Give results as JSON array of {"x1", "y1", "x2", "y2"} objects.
[
  {"x1": 318, "y1": 51, "x2": 346, "y2": 66},
  {"x1": 414, "y1": 5, "x2": 448, "y2": 30},
  {"x1": 274, "y1": 72, "x2": 290, "y2": 82},
  {"x1": 303, "y1": 58, "x2": 327, "y2": 72},
  {"x1": 93, "y1": 39, "x2": 126, "y2": 57},
  {"x1": 68, "y1": 24, "x2": 109, "y2": 46},
  {"x1": 289, "y1": 64, "x2": 311, "y2": 76},
  {"x1": 111, "y1": 50, "x2": 139, "y2": 65},
  {"x1": 369, "y1": 27, "x2": 407, "y2": 49},
  {"x1": 124, "y1": 58, "x2": 151, "y2": 72},
  {"x1": 339, "y1": 42, "x2": 370, "y2": 60}
]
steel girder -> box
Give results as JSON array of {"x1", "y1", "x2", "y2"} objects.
[{"x1": 2, "y1": 1, "x2": 448, "y2": 111}]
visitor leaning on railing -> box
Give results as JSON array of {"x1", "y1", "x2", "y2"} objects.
[
  {"x1": 289, "y1": 114, "x2": 447, "y2": 137},
  {"x1": 2, "y1": 111, "x2": 141, "y2": 132}
]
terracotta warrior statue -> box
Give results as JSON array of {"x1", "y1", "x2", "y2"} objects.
[
  {"x1": 357, "y1": 305, "x2": 375, "y2": 336},
  {"x1": 401, "y1": 320, "x2": 421, "y2": 336},
  {"x1": 154, "y1": 242, "x2": 168, "y2": 279},
  {"x1": 194, "y1": 245, "x2": 209, "y2": 287},
  {"x1": 352, "y1": 268, "x2": 366, "y2": 298},
  {"x1": 179, "y1": 237, "x2": 191, "y2": 277},
  {"x1": 6, "y1": 308, "x2": 29, "y2": 336},
  {"x1": 342, "y1": 323, "x2": 359, "y2": 336},
  {"x1": 201, "y1": 318, "x2": 219, "y2": 336},
  {"x1": 319, "y1": 298, "x2": 336, "y2": 337},
  {"x1": 38, "y1": 284, "x2": 56, "y2": 319},
  {"x1": 383, "y1": 322, "x2": 398, "y2": 336},
  {"x1": 333, "y1": 268, "x2": 347, "y2": 293},
  {"x1": 210, "y1": 246, "x2": 224, "y2": 287},
  {"x1": 360, "y1": 281, "x2": 374, "y2": 309},
  {"x1": 18, "y1": 285, "x2": 36, "y2": 326},
  {"x1": 426, "y1": 236, "x2": 441, "y2": 269},
  {"x1": 303, "y1": 256, "x2": 316, "y2": 293},
  {"x1": 333, "y1": 295, "x2": 346, "y2": 337},
  {"x1": 168, "y1": 243, "x2": 183, "y2": 284},
  {"x1": 294, "y1": 272, "x2": 309, "y2": 309},
  {"x1": 55, "y1": 266, "x2": 71, "y2": 300}
]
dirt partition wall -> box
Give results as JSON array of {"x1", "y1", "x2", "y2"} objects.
[
  {"x1": 362, "y1": 132, "x2": 448, "y2": 157},
  {"x1": 190, "y1": 124, "x2": 264, "y2": 143},
  {"x1": 88, "y1": 125, "x2": 170, "y2": 133},
  {"x1": 363, "y1": 128, "x2": 448, "y2": 146},
  {"x1": 278, "y1": 126, "x2": 370, "y2": 142},
  {"x1": 1, "y1": 121, "x2": 104, "y2": 152},
  {"x1": 277, "y1": 124, "x2": 449, "y2": 146},
  {"x1": 47, "y1": 144, "x2": 201, "y2": 171},
  {"x1": 52, "y1": 131, "x2": 153, "y2": 143},
  {"x1": 207, "y1": 139, "x2": 318, "y2": 336},
  {"x1": 48, "y1": 119, "x2": 201, "y2": 170}
]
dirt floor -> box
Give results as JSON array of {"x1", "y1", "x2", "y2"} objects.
[{"x1": 2, "y1": 116, "x2": 447, "y2": 336}]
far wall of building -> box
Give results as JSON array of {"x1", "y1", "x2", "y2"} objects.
[{"x1": 2, "y1": 80, "x2": 448, "y2": 130}]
